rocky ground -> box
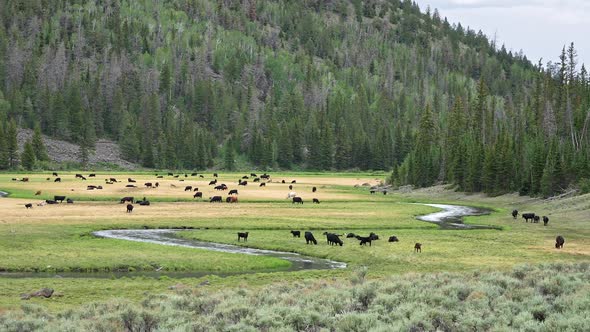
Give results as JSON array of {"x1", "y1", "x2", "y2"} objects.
[{"x1": 17, "y1": 129, "x2": 139, "y2": 169}]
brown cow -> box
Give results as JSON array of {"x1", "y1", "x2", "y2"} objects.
[{"x1": 414, "y1": 243, "x2": 422, "y2": 253}]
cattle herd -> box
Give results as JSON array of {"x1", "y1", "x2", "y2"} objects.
[{"x1": 511, "y1": 209, "x2": 566, "y2": 249}]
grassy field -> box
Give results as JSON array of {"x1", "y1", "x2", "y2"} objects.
[{"x1": 0, "y1": 171, "x2": 589, "y2": 313}]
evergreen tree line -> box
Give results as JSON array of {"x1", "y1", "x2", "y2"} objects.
[{"x1": 0, "y1": 1, "x2": 588, "y2": 196}]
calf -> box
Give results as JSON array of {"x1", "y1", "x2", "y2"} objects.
[
  {"x1": 25, "y1": 203, "x2": 33, "y2": 209},
  {"x1": 346, "y1": 233, "x2": 356, "y2": 238},
  {"x1": 66, "y1": 198, "x2": 74, "y2": 204},
  {"x1": 259, "y1": 183, "x2": 266, "y2": 187},
  {"x1": 139, "y1": 200, "x2": 150, "y2": 206},
  {"x1": 54, "y1": 196, "x2": 66, "y2": 203},
  {"x1": 533, "y1": 215, "x2": 540, "y2": 223},
  {"x1": 228, "y1": 189, "x2": 238, "y2": 195},
  {"x1": 199, "y1": 175, "x2": 204, "y2": 178},
  {"x1": 193, "y1": 192, "x2": 203, "y2": 198},
  {"x1": 54, "y1": 178, "x2": 61, "y2": 182},
  {"x1": 35, "y1": 191, "x2": 41, "y2": 196},
  {"x1": 290, "y1": 230, "x2": 301, "y2": 238},
  {"x1": 184, "y1": 186, "x2": 192, "y2": 191},
  {"x1": 120, "y1": 196, "x2": 134, "y2": 204},
  {"x1": 292, "y1": 197, "x2": 303, "y2": 204},
  {"x1": 305, "y1": 231, "x2": 317, "y2": 245},
  {"x1": 193, "y1": 187, "x2": 199, "y2": 191},
  {"x1": 324, "y1": 232, "x2": 343, "y2": 246},
  {"x1": 209, "y1": 180, "x2": 217, "y2": 185},
  {"x1": 312, "y1": 186, "x2": 317, "y2": 193},
  {"x1": 209, "y1": 196, "x2": 222, "y2": 203},
  {"x1": 128, "y1": 178, "x2": 136, "y2": 183},
  {"x1": 126, "y1": 204, "x2": 134, "y2": 213},
  {"x1": 289, "y1": 185, "x2": 293, "y2": 190},
  {"x1": 414, "y1": 243, "x2": 422, "y2": 253},
  {"x1": 388, "y1": 236, "x2": 399, "y2": 242},
  {"x1": 237, "y1": 232, "x2": 249, "y2": 242},
  {"x1": 522, "y1": 213, "x2": 535, "y2": 223},
  {"x1": 543, "y1": 216, "x2": 549, "y2": 226},
  {"x1": 512, "y1": 209, "x2": 518, "y2": 219},
  {"x1": 45, "y1": 200, "x2": 58, "y2": 205},
  {"x1": 312, "y1": 198, "x2": 320, "y2": 204},
  {"x1": 52, "y1": 172, "x2": 58, "y2": 177},
  {"x1": 555, "y1": 235, "x2": 565, "y2": 249}
]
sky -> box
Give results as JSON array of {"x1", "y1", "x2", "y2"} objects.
[{"x1": 413, "y1": 0, "x2": 590, "y2": 68}]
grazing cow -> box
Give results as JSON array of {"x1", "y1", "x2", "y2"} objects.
[
  {"x1": 289, "y1": 185, "x2": 293, "y2": 190},
  {"x1": 21, "y1": 177, "x2": 29, "y2": 182},
  {"x1": 89, "y1": 174, "x2": 96, "y2": 177},
  {"x1": 382, "y1": 190, "x2": 387, "y2": 195},
  {"x1": 259, "y1": 183, "x2": 266, "y2": 187},
  {"x1": 239, "y1": 181, "x2": 247, "y2": 186},
  {"x1": 35, "y1": 191, "x2": 41, "y2": 196},
  {"x1": 312, "y1": 198, "x2": 320, "y2": 204},
  {"x1": 242, "y1": 176, "x2": 249, "y2": 179},
  {"x1": 533, "y1": 215, "x2": 540, "y2": 223},
  {"x1": 157, "y1": 175, "x2": 163, "y2": 179},
  {"x1": 45, "y1": 200, "x2": 58, "y2": 205},
  {"x1": 522, "y1": 213, "x2": 536, "y2": 223},
  {"x1": 253, "y1": 178, "x2": 260, "y2": 182},
  {"x1": 312, "y1": 186, "x2": 317, "y2": 193},
  {"x1": 193, "y1": 192, "x2": 203, "y2": 198},
  {"x1": 25, "y1": 203, "x2": 33, "y2": 209},
  {"x1": 213, "y1": 173, "x2": 218, "y2": 178},
  {"x1": 54, "y1": 178, "x2": 61, "y2": 182},
  {"x1": 543, "y1": 216, "x2": 549, "y2": 226},
  {"x1": 369, "y1": 232, "x2": 379, "y2": 240},
  {"x1": 199, "y1": 175, "x2": 204, "y2": 178},
  {"x1": 370, "y1": 190, "x2": 375, "y2": 194},
  {"x1": 145, "y1": 183, "x2": 153, "y2": 188},
  {"x1": 414, "y1": 243, "x2": 422, "y2": 253},
  {"x1": 305, "y1": 231, "x2": 318, "y2": 245},
  {"x1": 128, "y1": 178, "x2": 136, "y2": 183},
  {"x1": 291, "y1": 180, "x2": 296, "y2": 184},
  {"x1": 155, "y1": 182, "x2": 159, "y2": 188},
  {"x1": 209, "y1": 196, "x2": 223, "y2": 203},
  {"x1": 512, "y1": 209, "x2": 519, "y2": 219},
  {"x1": 346, "y1": 233, "x2": 356, "y2": 238},
  {"x1": 555, "y1": 235, "x2": 565, "y2": 249},
  {"x1": 81, "y1": 176, "x2": 87, "y2": 181},
  {"x1": 191, "y1": 173, "x2": 198, "y2": 176},
  {"x1": 323, "y1": 232, "x2": 343, "y2": 246},
  {"x1": 227, "y1": 196, "x2": 238, "y2": 203},
  {"x1": 209, "y1": 180, "x2": 217, "y2": 185},
  {"x1": 193, "y1": 187, "x2": 199, "y2": 191},
  {"x1": 120, "y1": 197, "x2": 134, "y2": 204},
  {"x1": 261, "y1": 174, "x2": 270, "y2": 180},
  {"x1": 66, "y1": 198, "x2": 74, "y2": 204},
  {"x1": 75, "y1": 174, "x2": 83, "y2": 179},
  {"x1": 214, "y1": 185, "x2": 226, "y2": 191},
  {"x1": 125, "y1": 184, "x2": 136, "y2": 188},
  {"x1": 229, "y1": 189, "x2": 238, "y2": 195},
  {"x1": 281, "y1": 180, "x2": 286, "y2": 184},
  {"x1": 237, "y1": 232, "x2": 249, "y2": 242},
  {"x1": 356, "y1": 235, "x2": 373, "y2": 246},
  {"x1": 52, "y1": 172, "x2": 58, "y2": 177},
  {"x1": 54, "y1": 196, "x2": 66, "y2": 203},
  {"x1": 290, "y1": 230, "x2": 301, "y2": 238},
  {"x1": 109, "y1": 178, "x2": 118, "y2": 183},
  {"x1": 87, "y1": 185, "x2": 97, "y2": 190},
  {"x1": 292, "y1": 197, "x2": 303, "y2": 204},
  {"x1": 184, "y1": 186, "x2": 192, "y2": 191},
  {"x1": 46, "y1": 177, "x2": 50, "y2": 181},
  {"x1": 167, "y1": 172, "x2": 174, "y2": 176},
  {"x1": 139, "y1": 200, "x2": 150, "y2": 206},
  {"x1": 286, "y1": 191, "x2": 297, "y2": 199},
  {"x1": 388, "y1": 236, "x2": 399, "y2": 242},
  {"x1": 250, "y1": 173, "x2": 257, "y2": 177},
  {"x1": 126, "y1": 204, "x2": 134, "y2": 213}
]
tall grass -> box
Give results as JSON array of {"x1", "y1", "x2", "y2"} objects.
[{"x1": 2, "y1": 263, "x2": 589, "y2": 331}]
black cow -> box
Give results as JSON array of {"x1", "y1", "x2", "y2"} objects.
[
  {"x1": 229, "y1": 189, "x2": 238, "y2": 195},
  {"x1": 89, "y1": 174, "x2": 96, "y2": 177},
  {"x1": 242, "y1": 176, "x2": 249, "y2": 179},
  {"x1": 45, "y1": 200, "x2": 58, "y2": 205},
  {"x1": 237, "y1": 232, "x2": 249, "y2": 242},
  {"x1": 346, "y1": 233, "x2": 356, "y2": 238},
  {"x1": 259, "y1": 183, "x2": 266, "y2": 187},
  {"x1": 214, "y1": 185, "x2": 226, "y2": 191},
  {"x1": 356, "y1": 235, "x2": 373, "y2": 246},
  {"x1": 312, "y1": 186, "x2": 317, "y2": 193},
  {"x1": 261, "y1": 174, "x2": 270, "y2": 180},
  {"x1": 239, "y1": 181, "x2": 247, "y2": 186},
  {"x1": 52, "y1": 172, "x2": 58, "y2": 177},
  {"x1": 199, "y1": 175, "x2": 204, "y2": 178},
  {"x1": 512, "y1": 209, "x2": 518, "y2": 219},
  {"x1": 167, "y1": 172, "x2": 174, "y2": 176},
  {"x1": 388, "y1": 236, "x2": 399, "y2": 242},
  {"x1": 157, "y1": 175, "x2": 163, "y2": 179},
  {"x1": 253, "y1": 178, "x2": 260, "y2": 182},
  {"x1": 54, "y1": 178, "x2": 61, "y2": 182},
  {"x1": 209, "y1": 196, "x2": 222, "y2": 203},
  {"x1": 281, "y1": 180, "x2": 286, "y2": 184},
  {"x1": 54, "y1": 196, "x2": 66, "y2": 203},
  {"x1": 128, "y1": 178, "x2": 136, "y2": 183},
  {"x1": 369, "y1": 232, "x2": 379, "y2": 240},
  {"x1": 87, "y1": 185, "x2": 97, "y2": 190},
  {"x1": 305, "y1": 231, "x2": 317, "y2": 245},
  {"x1": 290, "y1": 230, "x2": 301, "y2": 238},
  {"x1": 139, "y1": 200, "x2": 150, "y2": 206},
  {"x1": 193, "y1": 187, "x2": 199, "y2": 191},
  {"x1": 209, "y1": 180, "x2": 217, "y2": 185},
  {"x1": 382, "y1": 190, "x2": 387, "y2": 195},
  {"x1": 213, "y1": 173, "x2": 218, "y2": 178},
  {"x1": 125, "y1": 184, "x2": 136, "y2": 188},
  {"x1": 291, "y1": 180, "x2": 296, "y2": 184},
  {"x1": 555, "y1": 235, "x2": 565, "y2": 249},
  {"x1": 66, "y1": 198, "x2": 74, "y2": 204},
  {"x1": 414, "y1": 243, "x2": 422, "y2": 253},
  {"x1": 533, "y1": 215, "x2": 540, "y2": 223},
  {"x1": 324, "y1": 232, "x2": 343, "y2": 246},
  {"x1": 312, "y1": 198, "x2": 320, "y2": 204},
  {"x1": 288, "y1": 185, "x2": 293, "y2": 190},
  {"x1": 75, "y1": 174, "x2": 83, "y2": 178},
  {"x1": 191, "y1": 173, "x2": 198, "y2": 176},
  {"x1": 543, "y1": 216, "x2": 549, "y2": 226},
  {"x1": 193, "y1": 192, "x2": 203, "y2": 198},
  {"x1": 250, "y1": 173, "x2": 257, "y2": 177},
  {"x1": 25, "y1": 203, "x2": 33, "y2": 209},
  {"x1": 184, "y1": 186, "x2": 192, "y2": 191},
  {"x1": 370, "y1": 190, "x2": 375, "y2": 194},
  {"x1": 109, "y1": 178, "x2": 118, "y2": 183},
  {"x1": 174, "y1": 175, "x2": 179, "y2": 178},
  {"x1": 522, "y1": 213, "x2": 536, "y2": 223},
  {"x1": 145, "y1": 183, "x2": 153, "y2": 188},
  {"x1": 155, "y1": 182, "x2": 159, "y2": 188},
  {"x1": 120, "y1": 196, "x2": 134, "y2": 204},
  {"x1": 292, "y1": 197, "x2": 303, "y2": 204}
]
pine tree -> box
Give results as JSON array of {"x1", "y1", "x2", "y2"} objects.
[
  {"x1": 7, "y1": 120, "x2": 18, "y2": 168},
  {"x1": 224, "y1": 140, "x2": 235, "y2": 171},
  {"x1": 21, "y1": 140, "x2": 36, "y2": 170},
  {"x1": 0, "y1": 123, "x2": 8, "y2": 169},
  {"x1": 412, "y1": 105, "x2": 437, "y2": 187},
  {"x1": 31, "y1": 123, "x2": 49, "y2": 162}
]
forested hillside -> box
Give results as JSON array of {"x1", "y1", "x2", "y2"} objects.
[{"x1": 0, "y1": 0, "x2": 588, "y2": 196}]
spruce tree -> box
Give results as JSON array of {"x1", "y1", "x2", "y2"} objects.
[
  {"x1": 224, "y1": 141, "x2": 235, "y2": 171},
  {"x1": 32, "y1": 123, "x2": 49, "y2": 162},
  {"x1": 0, "y1": 123, "x2": 8, "y2": 169},
  {"x1": 7, "y1": 120, "x2": 18, "y2": 169},
  {"x1": 21, "y1": 140, "x2": 36, "y2": 170}
]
